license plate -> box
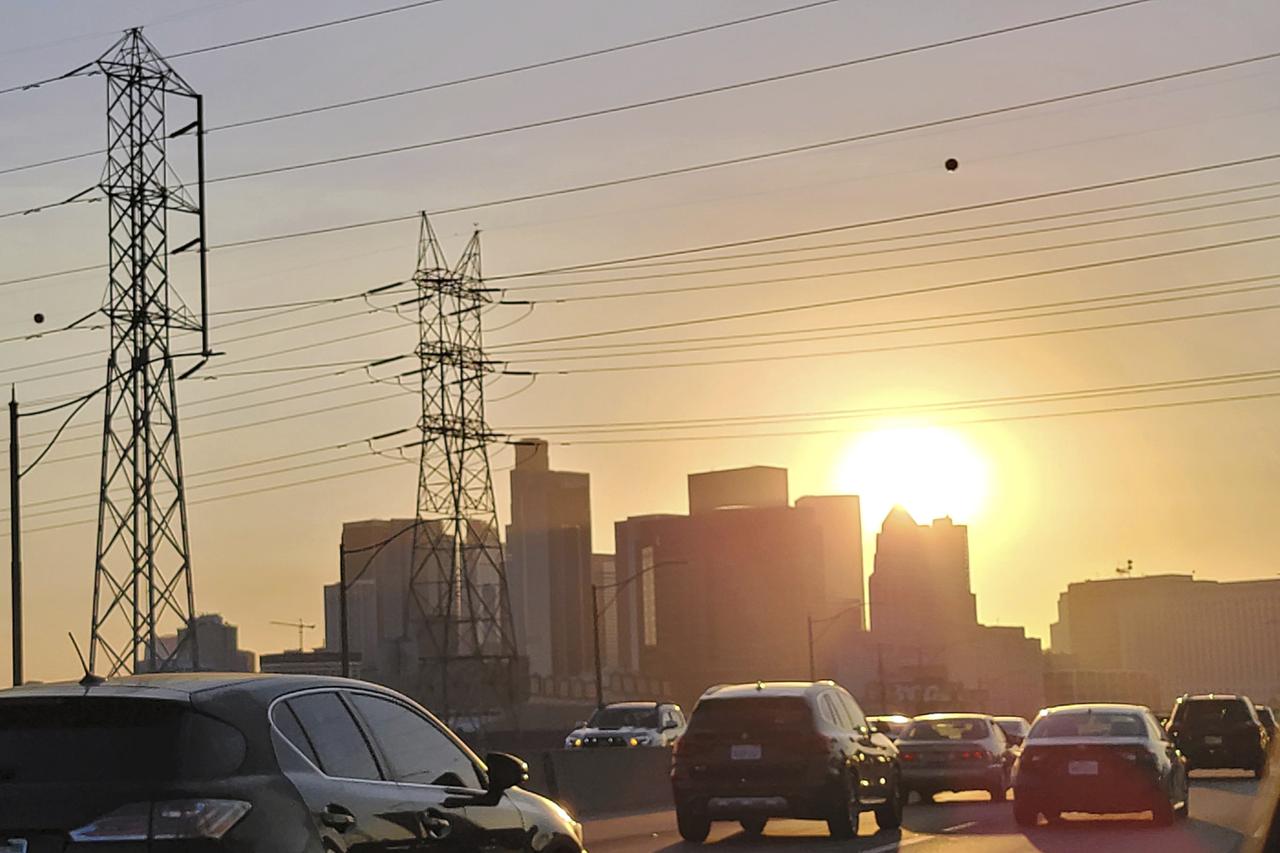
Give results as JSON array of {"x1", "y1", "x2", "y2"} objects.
[
  {"x1": 731, "y1": 744, "x2": 762, "y2": 760},
  {"x1": 1205, "y1": 736, "x2": 1223, "y2": 745},
  {"x1": 0, "y1": 839, "x2": 27, "y2": 853},
  {"x1": 1067, "y1": 760, "x2": 1099, "y2": 776}
]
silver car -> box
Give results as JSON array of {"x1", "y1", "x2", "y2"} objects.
[{"x1": 897, "y1": 713, "x2": 1016, "y2": 803}]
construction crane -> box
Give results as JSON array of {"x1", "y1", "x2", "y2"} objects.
[{"x1": 270, "y1": 619, "x2": 316, "y2": 652}]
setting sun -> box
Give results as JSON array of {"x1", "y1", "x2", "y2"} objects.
[{"x1": 834, "y1": 425, "x2": 990, "y2": 528}]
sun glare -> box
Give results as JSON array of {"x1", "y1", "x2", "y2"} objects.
[{"x1": 834, "y1": 425, "x2": 989, "y2": 528}]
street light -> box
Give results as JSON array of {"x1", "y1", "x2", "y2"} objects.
[{"x1": 590, "y1": 558, "x2": 687, "y2": 710}]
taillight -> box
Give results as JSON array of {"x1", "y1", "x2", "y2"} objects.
[
  {"x1": 1116, "y1": 747, "x2": 1157, "y2": 765},
  {"x1": 70, "y1": 799, "x2": 250, "y2": 842},
  {"x1": 958, "y1": 750, "x2": 991, "y2": 762},
  {"x1": 900, "y1": 752, "x2": 916, "y2": 762}
]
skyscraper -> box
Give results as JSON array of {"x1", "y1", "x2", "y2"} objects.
[
  {"x1": 868, "y1": 508, "x2": 978, "y2": 647},
  {"x1": 505, "y1": 439, "x2": 594, "y2": 678}
]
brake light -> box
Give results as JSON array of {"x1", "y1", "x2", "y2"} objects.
[
  {"x1": 70, "y1": 800, "x2": 250, "y2": 842},
  {"x1": 900, "y1": 752, "x2": 916, "y2": 762},
  {"x1": 958, "y1": 750, "x2": 991, "y2": 762}
]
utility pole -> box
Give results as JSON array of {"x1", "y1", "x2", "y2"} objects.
[
  {"x1": 8, "y1": 389, "x2": 21, "y2": 686},
  {"x1": 89, "y1": 30, "x2": 209, "y2": 676},
  {"x1": 339, "y1": 542, "x2": 350, "y2": 678},
  {"x1": 409, "y1": 214, "x2": 519, "y2": 730},
  {"x1": 807, "y1": 614, "x2": 816, "y2": 681},
  {"x1": 877, "y1": 643, "x2": 888, "y2": 711},
  {"x1": 592, "y1": 583, "x2": 604, "y2": 709}
]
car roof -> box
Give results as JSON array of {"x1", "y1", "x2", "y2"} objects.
[
  {"x1": 912, "y1": 712, "x2": 993, "y2": 721},
  {"x1": 1180, "y1": 693, "x2": 1248, "y2": 702},
  {"x1": 0, "y1": 672, "x2": 376, "y2": 705},
  {"x1": 1038, "y1": 703, "x2": 1150, "y2": 715},
  {"x1": 602, "y1": 701, "x2": 663, "y2": 710},
  {"x1": 701, "y1": 681, "x2": 836, "y2": 700}
]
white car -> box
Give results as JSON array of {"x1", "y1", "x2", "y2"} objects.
[{"x1": 564, "y1": 701, "x2": 686, "y2": 748}]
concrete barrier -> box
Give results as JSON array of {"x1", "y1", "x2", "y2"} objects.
[{"x1": 540, "y1": 747, "x2": 674, "y2": 818}]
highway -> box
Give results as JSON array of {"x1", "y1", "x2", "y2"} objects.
[{"x1": 584, "y1": 773, "x2": 1274, "y2": 852}]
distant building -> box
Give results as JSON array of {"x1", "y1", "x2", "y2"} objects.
[
  {"x1": 1043, "y1": 653, "x2": 1161, "y2": 709},
  {"x1": 1050, "y1": 573, "x2": 1280, "y2": 710},
  {"x1": 505, "y1": 439, "x2": 593, "y2": 678},
  {"x1": 323, "y1": 578, "x2": 377, "y2": 661},
  {"x1": 614, "y1": 466, "x2": 863, "y2": 709},
  {"x1": 869, "y1": 508, "x2": 977, "y2": 647},
  {"x1": 143, "y1": 613, "x2": 256, "y2": 673},
  {"x1": 827, "y1": 509, "x2": 1045, "y2": 719},
  {"x1": 260, "y1": 649, "x2": 362, "y2": 679}
]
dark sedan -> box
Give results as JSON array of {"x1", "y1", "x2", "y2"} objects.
[
  {"x1": 0, "y1": 673, "x2": 583, "y2": 852},
  {"x1": 1014, "y1": 703, "x2": 1188, "y2": 827}
]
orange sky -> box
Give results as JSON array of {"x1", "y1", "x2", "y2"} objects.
[{"x1": 2, "y1": 0, "x2": 1280, "y2": 681}]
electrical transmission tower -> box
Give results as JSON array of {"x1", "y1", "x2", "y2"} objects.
[
  {"x1": 409, "y1": 214, "x2": 521, "y2": 728},
  {"x1": 90, "y1": 29, "x2": 210, "y2": 676}
]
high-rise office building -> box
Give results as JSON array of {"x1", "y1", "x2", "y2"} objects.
[
  {"x1": 614, "y1": 466, "x2": 863, "y2": 708},
  {"x1": 1051, "y1": 573, "x2": 1280, "y2": 709},
  {"x1": 143, "y1": 613, "x2": 256, "y2": 672},
  {"x1": 506, "y1": 439, "x2": 593, "y2": 678},
  {"x1": 868, "y1": 508, "x2": 978, "y2": 647}
]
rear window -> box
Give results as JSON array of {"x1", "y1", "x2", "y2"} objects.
[
  {"x1": 902, "y1": 718, "x2": 990, "y2": 741},
  {"x1": 0, "y1": 698, "x2": 245, "y2": 783},
  {"x1": 1176, "y1": 699, "x2": 1253, "y2": 727},
  {"x1": 1029, "y1": 712, "x2": 1145, "y2": 739},
  {"x1": 689, "y1": 697, "x2": 813, "y2": 731}
]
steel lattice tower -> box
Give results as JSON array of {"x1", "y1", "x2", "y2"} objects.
[
  {"x1": 409, "y1": 214, "x2": 520, "y2": 726},
  {"x1": 90, "y1": 30, "x2": 209, "y2": 675}
]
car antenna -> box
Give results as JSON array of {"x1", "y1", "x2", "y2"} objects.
[{"x1": 68, "y1": 632, "x2": 103, "y2": 687}]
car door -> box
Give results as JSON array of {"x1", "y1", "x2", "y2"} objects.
[
  {"x1": 273, "y1": 689, "x2": 444, "y2": 851},
  {"x1": 345, "y1": 690, "x2": 528, "y2": 852}
]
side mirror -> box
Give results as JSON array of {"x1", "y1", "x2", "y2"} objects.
[{"x1": 485, "y1": 752, "x2": 528, "y2": 793}]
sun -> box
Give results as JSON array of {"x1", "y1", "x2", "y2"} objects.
[{"x1": 833, "y1": 425, "x2": 989, "y2": 527}]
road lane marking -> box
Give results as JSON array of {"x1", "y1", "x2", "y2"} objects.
[
  {"x1": 862, "y1": 836, "x2": 930, "y2": 853},
  {"x1": 941, "y1": 821, "x2": 977, "y2": 832}
]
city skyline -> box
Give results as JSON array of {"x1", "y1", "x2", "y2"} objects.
[{"x1": 1, "y1": 0, "x2": 1279, "y2": 682}]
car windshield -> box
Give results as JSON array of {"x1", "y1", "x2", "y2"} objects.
[
  {"x1": 1178, "y1": 700, "x2": 1253, "y2": 727},
  {"x1": 1030, "y1": 712, "x2": 1146, "y2": 739},
  {"x1": 688, "y1": 697, "x2": 813, "y2": 731},
  {"x1": 901, "y1": 718, "x2": 990, "y2": 741},
  {"x1": 589, "y1": 706, "x2": 660, "y2": 729},
  {"x1": 996, "y1": 719, "x2": 1028, "y2": 737}
]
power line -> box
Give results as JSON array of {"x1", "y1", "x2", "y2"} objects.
[
  {"x1": 227, "y1": 13, "x2": 1280, "y2": 188},
  {"x1": 168, "y1": 0, "x2": 452, "y2": 59},
  {"x1": 503, "y1": 230, "x2": 1280, "y2": 347},
  {"x1": 526, "y1": 209, "x2": 1280, "y2": 303},
  {"x1": 209, "y1": 0, "x2": 853, "y2": 133},
  {"x1": 519, "y1": 301, "x2": 1280, "y2": 375},
  {"x1": 503, "y1": 367, "x2": 1280, "y2": 435},
  {"x1": 497, "y1": 273, "x2": 1280, "y2": 358},
  {"x1": 489, "y1": 153, "x2": 1280, "y2": 281}
]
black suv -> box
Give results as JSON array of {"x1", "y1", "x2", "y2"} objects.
[
  {"x1": 670, "y1": 680, "x2": 902, "y2": 842},
  {"x1": 1167, "y1": 693, "x2": 1269, "y2": 777},
  {"x1": 0, "y1": 673, "x2": 583, "y2": 852}
]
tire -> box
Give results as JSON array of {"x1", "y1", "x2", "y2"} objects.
[
  {"x1": 989, "y1": 775, "x2": 1008, "y2": 803},
  {"x1": 739, "y1": 817, "x2": 767, "y2": 836},
  {"x1": 916, "y1": 789, "x2": 935, "y2": 804},
  {"x1": 826, "y1": 772, "x2": 861, "y2": 839},
  {"x1": 1013, "y1": 798, "x2": 1038, "y2": 828},
  {"x1": 874, "y1": 774, "x2": 904, "y2": 830},
  {"x1": 676, "y1": 807, "x2": 710, "y2": 844}
]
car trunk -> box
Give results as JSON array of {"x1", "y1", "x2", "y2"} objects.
[
  {"x1": 678, "y1": 697, "x2": 825, "y2": 786},
  {"x1": 1019, "y1": 737, "x2": 1160, "y2": 802}
]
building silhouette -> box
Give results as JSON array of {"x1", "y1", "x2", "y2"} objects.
[
  {"x1": 869, "y1": 508, "x2": 977, "y2": 647},
  {"x1": 1050, "y1": 573, "x2": 1280, "y2": 710},
  {"x1": 143, "y1": 613, "x2": 256, "y2": 672},
  {"x1": 614, "y1": 466, "x2": 863, "y2": 708},
  {"x1": 505, "y1": 439, "x2": 593, "y2": 678}
]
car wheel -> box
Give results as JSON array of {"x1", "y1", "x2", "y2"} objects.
[
  {"x1": 739, "y1": 817, "x2": 767, "y2": 836},
  {"x1": 916, "y1": 789, "x2": 935, "y2": 804},
  {"x1": 1255, "y1": 762, "x2": 1268, "y2": 780},
  {"x1": 826, "y1": 771, "x2": 861, "y2": 839},
  {"x1": 989, "y1": 774, "x2": 1008, "y2": 803},
  {"x1": 676, "y1": 807, "x2": 711, "y2": 844},
  {"x1": 874, "y1": 773, "x2": 904, "y2": 830},
  {"x1": 1013, "y1": 798, "x2": 1038, "y2": 828}
]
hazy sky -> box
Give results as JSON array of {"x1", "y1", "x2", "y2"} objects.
[{"x1": 2, "y1": 0, "x2": 1279, "y2": 681}]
